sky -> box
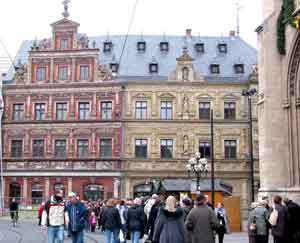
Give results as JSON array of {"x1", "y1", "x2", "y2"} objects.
[{"x1": 0, "y1": 0, "x2": 262, "y2": 73}]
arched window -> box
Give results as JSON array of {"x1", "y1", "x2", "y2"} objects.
[
  {"x1": 32, "y1": 184, "x2": 43, "y2": 205},
  {"x1": 9, "y1": 182, "x2": 21, "y2": 202},
  {"x1": 83, "y1": 184, "x2": 104, "y2": 202}
]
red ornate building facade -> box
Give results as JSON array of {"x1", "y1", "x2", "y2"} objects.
[{"x1": 2, "y1": 15, "x2": 123, "y2": 206}]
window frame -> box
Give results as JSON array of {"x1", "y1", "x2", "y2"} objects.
[
  {"x1": 149, "y1": 63, "x2": 158, "y2": 73},
  {"x1": 100, "y1": 138, "x2": 113, "y2": 158},
  {"x1": 224, "y1": 102, "x2": 236, "y2": 120},
  {"x1": 160, "y1": 139, "x2": 173, "y2": 159},
  {"x1": 58, "y1": 65, "x2": 68, "y2": 81},
  {"x1": 12, "y1": 103, "x2": 24, "y2": 121},
  {"x1": 224, "y1": 140, "x2": 237, "y2": 159},
  {"x1": 32, "y1": 139, "x2": 45, "y2": 158},
  {"x1": 160, "y1": 101, "x2": 173, "y2": 120},
  {"x1": 78, "y1": 102, "x2": 90, "y2": 120},
  {"x1": 60, "y1": 39, "x2": 68, "y2": 50},
  {"x1": 135, "y1": 139, "x2": 148, "y2": 159},
  {"x1": 234, "y1": 64, "x2": 245, "y2": 74},
  {"x1": 11, "y1": 140, "x2": 23, "y2": 158},
  {"x1": 56, "y1": 102, "x2": 68, "y2": 121},
  {"x1": 135, "y1": 101, "x2": 147, "y2": 120},
  {"x1": 210, "y1": 64, "x2": 220, "y2": 74},
  {"x1": 101, "y1": 101, "x2": 113, "y2": 120},
  {"x1": 218, "y1": 43, "x2": 227, "y2": 54},
  {"x1": 199, "y1": 141, "x2": 211, "y2": 159},
  {"x1": 77, "y1": 139, "x2": 89, "y2": 158},
  {"x1": 195, "y1": 43, "x2": 205, "y2": 53},
  {"x1": 79, "y1": 65, "x2": 90, "y2": 80},
  {"x1": 137, "y1": 41, "x2": 146, "y2": 52},
  {"x1": 54, "y1": 139, "x2": 67, "y2": 158},
  {"x1": 36, "y1": 66, "x2": 47, "y2": 81},
  {"x1": 160, "y1": 42, "x2": 169, "y2": 52},
  {"x1": 34, "y1": 103, "x2": 46, "y2": 121},
  {"x1": 103, "y1": 41, "x2": 112, "y2": 53},
  {"x1": 199, "y1": 102, "x2": 211, "y2": 120}
]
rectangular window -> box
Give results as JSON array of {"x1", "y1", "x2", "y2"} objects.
[
  {"x1": 35, "y1": 103, "x2": 46, "y2": 120},
  {"x1": 56, "y1": 103, "x2": 67, "y2": 120},
  {"x1": 160, "y1": 139, "x2": 173, "y2": 159},
  {"x1": 225, "y1": 140, "x2": 237, "y2": 159},
  {"x1": 12, "y1": 104, "x2": 24, "y2": 121},
  {"x1": 199, "y1": 141, "x2": 211, "y2": 159},
  {"x1": 60, "y1": 39, "x2": 68, "y2": 50},
  {"x1": 80, "y1": 66, "x2": 89, "y2": 80},
  {"x1": 210, "y1": 64, "x2": 220, "y2": 74},
  {"x1": 218, "y1": 44, "x2": 227, "y2": 53},
  {"x1": 101, "y1": 102, "x2": 112, "y2": 120},
  {"x1": 36, "y1": 67, "x2": 46, "y2": 81},
  {"x1": 161, "y1": 101, "x2": 172, "y2": 120},
  {"x1": 100, "y1": 139, "x2": 112, "y2": 158},
  {"x1": 224, "y1": 102, "x2": 236, "y2": 120},
  {"x1": 79, "y1": 102, "x2": 90, "y2": 120},
  {"x1": 135, "y1": 101, "x2": 147, "y2": 119},
  {"x1": 11, "y1": 140, "x2": 23, "y2": 158},
  {"x1": 33, "y1": 139, "x2": 44, "y2": 158},
  {"x1": 77, "y1": 139, "x2": 89, "y2": 158},
  {"x1": 199, "y1": 102, "x2": 211, "y2": 119},
  {"x1": 58, "y1": 66, "x2": 68, "y2": 80},
  {"x1": 135, "y1": 139, "x2": 147, "y2": 158},
  {"x1": 55, "y1": 140, "x2": 66, "y2": 158},
  {"x1": 234, "y1": 64, "x2": 244, "y2": 74}
]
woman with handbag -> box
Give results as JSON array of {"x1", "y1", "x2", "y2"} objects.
[{"x1": 215, "y1": 203, "x2": 229, "y2": 243}]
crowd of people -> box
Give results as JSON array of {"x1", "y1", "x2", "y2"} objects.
[
  {"x1": 247, "y1": 195, "x2": 300, "y2": 243},
  {"x1": 38, "y1": 190, "x2": 230, "y2": 243}
]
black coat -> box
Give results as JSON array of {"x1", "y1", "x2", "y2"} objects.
[
  {"x1": 271, "y1": 204, "x2": 288, "y2": 238},
  {"x1": 153, "y1": 208, "x2": 185, "y2": 243},
  {"x1": 101, "y1": 207, "x2": 122, "y2": 230},
  {"x1": 146, "y1": 204, "x2": 160, "y2": 237},
  {"x1": 126, "y1": 205, "x2": 147, "y2": 232}
]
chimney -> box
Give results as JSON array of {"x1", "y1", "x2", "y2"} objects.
[
  {"x1": 186, "y1": 29, "x2": 192, "y2": 38},
  {"x1": 229, "y1": 30, "x2": 236, "y2": 37}
]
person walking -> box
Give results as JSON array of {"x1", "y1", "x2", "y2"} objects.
[
  {"x1": 118, "y1": 200, "x2": 128, "y2": 243},
  {"x1": 38, "y1": 202, "x2": 45, "y2": 226},
  {"x1": 250, "y1": 200, "x2": 269, "y2": 243},
  {"x1": 41, "y1": 190, "x2": 68, "y2": 243},
  {"x1": 185, "y1": 194, "x2": 220, "y2": 243},
  {"x1": 271, "y1": 195, "x2": 288, "y2": 243},
  {"x1": 126, "y1": 198, "x2": 147, "y2": 243},
  {"x1": 181, "y1": 198, "x2": 192, "y2": 243},
  {"x1": 66, "y1": 192, "x2": 87, "y2": 243},
  {"x1": 89, "y1": 212, "x2": 97, "y2": 232},
  {"x1": 9, "y1": 198, "x2": 19, "y2": 224},
  {"x1": 283, "y1": 197, "x2": 300, "y2": 243},
  {"x1": 248, "y1": 202, "x2": 259, "y2": 243},
  {"x1": 145, "y1": 198, "x2": 162, "y2": 242},
  {"x1": 153, "y1": 196, "x2": 185, "y2": 243},
  {"x1": 101, "y1": 199, "x2": 122, "y2": 243},
  {"x1": 215, "y1": 203, "x2": 229, "y2": 243}
]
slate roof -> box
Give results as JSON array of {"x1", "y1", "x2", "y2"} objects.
[{"x1": 6, "y1": 35, "x2": 257, "y2": 82}]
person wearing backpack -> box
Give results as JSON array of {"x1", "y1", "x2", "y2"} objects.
[{"x1": 271, "y1": 195, "x2": 288, "y2": 243}]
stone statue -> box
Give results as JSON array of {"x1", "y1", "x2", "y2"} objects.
[
  {"x1": 62, "y1": 0, "x2": 70, "y2": 18},
  {"x1": 183, "y1": 95, "x2": 189, "y2": 114},
  {"x1": 183, "y1": 135, "x2": 189, "y2": 154},
  {"x1": 182, "y1": 67, "x2": 189, "y2": 81},
  {"x1": 14, "y1": 61, "x2": 27, "y2": 82}
]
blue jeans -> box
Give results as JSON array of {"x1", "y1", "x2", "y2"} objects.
[
  {"x1": 105, "y1": 229, "x2": 120, "y2": 243},
  {"x1": 70, "y1": 230, "x2": 84, "y2": 243},
  {"x1": 131, "y1": 231, "x2": 141, "y2": 243},
  {"x1": 48, "y1": 225, "x2": 64, "y2": 243}
]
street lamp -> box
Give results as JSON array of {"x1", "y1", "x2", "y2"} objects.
[
  {"x1": 186, "y1": 152, "x2": 209, "y2": 193},
  {"x1": 242, "y1": 88, "x2": 257, "y2": 202}
]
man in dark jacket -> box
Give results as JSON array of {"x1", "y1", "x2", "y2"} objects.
[
  {"x1": 284, "y1": 197, "x2": 300, "y2": 243},
  {"x1": 9, "y1": 198, "x2": 19, "y2": 221},
  {"x1": 127, "y1": 198, "x2": 147, "y2": 243},
  {"x1": 145, "y1": 198, "x2": 162, "y2": 242},
  {"x1": 271, "y1": 195, "x2": 288, "y2": 243},
  {"x1": 66, "y1": 192, "x2": 87, "y2": 243}
]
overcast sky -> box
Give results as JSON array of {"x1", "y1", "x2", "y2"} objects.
[{"x1": 0, "y1": 0, "x2": 262, "y2": 73}]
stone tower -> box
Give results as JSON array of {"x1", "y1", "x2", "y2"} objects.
[{"x1": 258, "y1": 0, "x2": 300, "y2": 201}]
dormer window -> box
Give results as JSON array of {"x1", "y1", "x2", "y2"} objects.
[
  {"x1": 195, "y1": 43, "x2": 205, "y2": 53},
  {"x1": 60, "y1": 39, "x2": 68, "y2": 50},
  {"x1": 234, "y1": 64, "x2": 244, "y2": 74},
  {"x1": 218, "y1": 43, "x2": 227, "y2": 54},
  {"x1": 103, "y1": 41, "x2": 112, "y2": 53},
  {"x1": 149, "y1": 63, "x2": 158, "y2": 73},
  {"x1": 160, "y1": 42, "x2": 169, "y2": 52},
  {"x1": 210, "y1": 64, "x2": 220, "y2": 74},
  {"x1": 110, "y1": 63, "x2": 119, "y2": 73},
  {"x1": 137, "y1": 41, "x2": 146, "y2": 52}
]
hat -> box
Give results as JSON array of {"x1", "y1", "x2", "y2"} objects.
[{"x1": 68, "y1": 192, "x2": 76, "y2": 198}]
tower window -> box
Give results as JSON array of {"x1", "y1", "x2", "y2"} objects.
[
  {"x1": 149, "y1": 63, "x2": 158, "y2": 73},
  {"x1": 160, "y1": 42, "x2": 169, "y2": 52},
  {"x1": 103, "y1": 41, "x2": 112, "y2": 53},
  {"x1": 234, "y1": 64, "x2": 244, "y2": 74},
  {"x1": 195, "y1": 43, "x2": 205, "y2": 53},
  {"x1": 210, "y1": 64, "x2": 220, "y2": 74},
  {"x1": 137, "y1": 41, "x2": 146, "y2": 52},
  {"x1": 110, "y1": 63, "x2": 119, "y2": 73},
  {"x1": 218, "y1": 43, "x2": 227, "y2": 53}
]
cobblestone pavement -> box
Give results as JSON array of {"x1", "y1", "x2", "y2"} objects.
[{"x1": 0, "y1": 219, "x2": 271, "y2": 243}]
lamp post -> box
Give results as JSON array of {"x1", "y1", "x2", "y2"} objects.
[
  {"x1": 186, "y1": 152, "x2": 209, "y2": 193},
  {"x1": 242, "y1": 88, "x2": 257, "y2": 202}
]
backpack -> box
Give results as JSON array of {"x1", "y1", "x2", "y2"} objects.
[{"x1": 268, "y1": 208, "x2": 278, "y2": 226}]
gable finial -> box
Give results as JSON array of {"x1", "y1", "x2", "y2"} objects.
[{"x1": 62, "y1": 0, "x2": 71, "y2": 18}]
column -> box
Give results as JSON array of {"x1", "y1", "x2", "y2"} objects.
[
  {"x1": 71, "y1": 58, "x2": 76, "y2": 82},
  {"x1": 91, "y1": 93, "x2": 97, "y2": 118},
  {"x1": 45, "y1": 178, "x2": 50, "y2": 200},
  {"x1": 151, "y1": 92, "x2": 156, "y2": 117},
  {"x1": 26, "y1": 95, "x2": 31, "y2": 120},
  {"x1": 22, "y1": 178, "x2": 27, "y2": 207},
  {"x1": 113, "y1": 178, "x2": 120, "y2": 199},
  {"x1": 68, "y1": 178, "x2": 73, "y2": 195},
  {"x1": 50, "y1": 58, "x2": 54, "y2": 83}
]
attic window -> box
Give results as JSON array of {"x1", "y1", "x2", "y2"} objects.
[
  {"x1": 160, "y1": 42, "x2": 169, "y2": 52},
  {"x1": 149, "y1": 63, "x2": 158, "y2": 73},
  {"x1": 110, "y1": 63, "x2": 119, "y2": 73},
  {"x1": 195, "y1": 43, "x2": 205, "y2": 53},
  {"x1": 137, "y1": 41, "x2": 146, "y2": 52},
  {"x1": 218, "y1": 43, "x2": 227, "y2": 54},
  {"x1": 210, "y1": 64, "x2": 220, "y2": 74},
  {"x1": 234, "y1": 64, "x2": 244, "y2": 74},
  {"x1": 60, "y1": 39, "x2": 68, "y2": 50},
  {"x1": 103, "y1": 41, "x2": 112, "y2": 53}
]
